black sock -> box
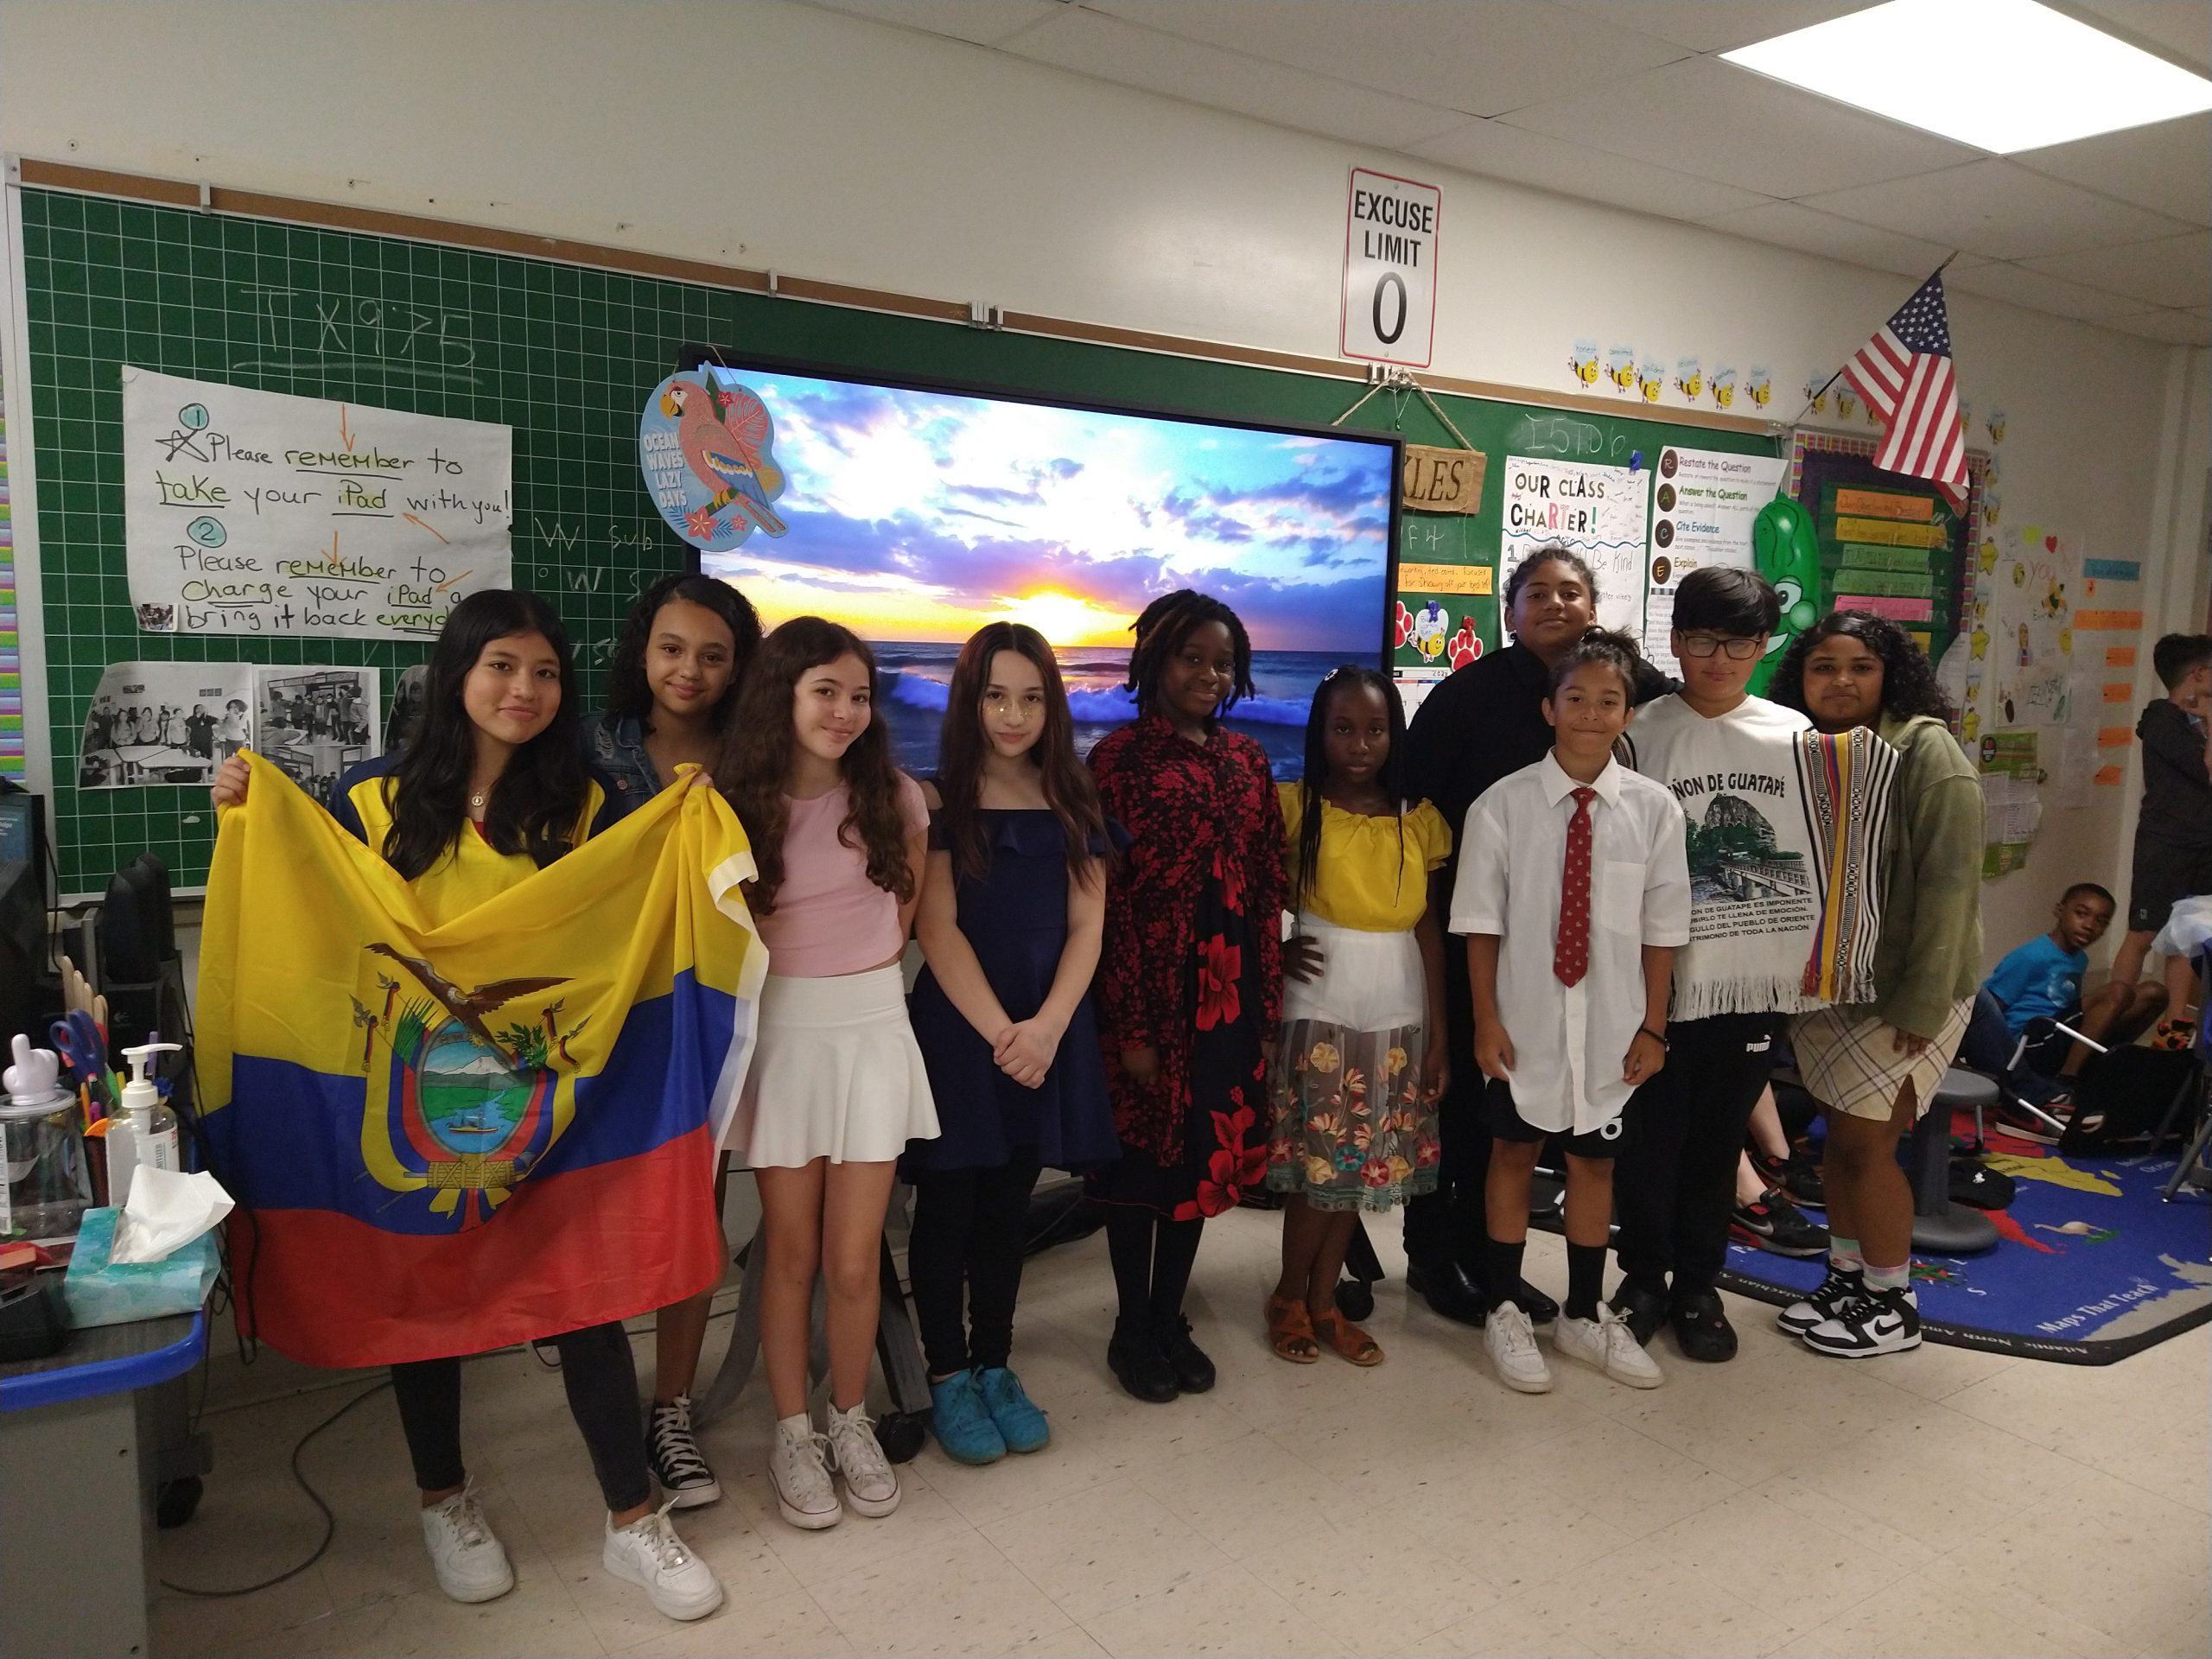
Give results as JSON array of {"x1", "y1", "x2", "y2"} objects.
[
  {"x1": 1565, "y1": 1243, "x2": 1605, "y2": 1321},
  {"x1": 1484, "y1": 1236, "x2": 1526, "y2": 1311},
  {"x1": 1147, "y1": 1216, "x2": 1205, "y2": 1328},
  {"x1": 1103, "y1": 1206, "x2": 1154, "y2": 1331}
]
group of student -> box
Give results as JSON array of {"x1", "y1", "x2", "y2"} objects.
[{"x1": 202, "y1": 544, "x2": 2096, "y2": 1630}]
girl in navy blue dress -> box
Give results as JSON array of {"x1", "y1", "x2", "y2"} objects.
[{"x1": 907, "y1": 623, "x2": 1119, "y2": 1465}]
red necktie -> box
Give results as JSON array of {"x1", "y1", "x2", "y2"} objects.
[{"x1": 1555, "y1": 786, "x2": 1596, "y2": 987}]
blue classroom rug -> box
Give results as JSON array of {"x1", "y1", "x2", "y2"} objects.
[{"x1": 1718, "y1": 1118, "x2": 2212, "y2": 1365}]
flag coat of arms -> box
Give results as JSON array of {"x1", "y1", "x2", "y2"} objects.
[{"x1": 197, "y1": 754, "x2": 766, "y2": 1368}]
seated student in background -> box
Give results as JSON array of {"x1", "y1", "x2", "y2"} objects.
[
  {"x1": 1453, "y1": 629, "x2": 1688, "y2": 1395},
  {"x1": 2108, "y1": 632, "x2": 2212, "y2": 1048},
  {"x1": 584, "y1": 572, "x2": 764, "y2": 1510},
  {"x1": 1770, "y1": 612, "x2": 1982, "y2": 1359},
  {"x1": 209, "y1": 590, "x2": 724, "y2": 1623},
  {"x1": 1264, "y1": 666, "x2": 1451, "y2": 1370},
  {"x1": 1962, "y1": 883, "x2": 2165, "y2": 1124}
]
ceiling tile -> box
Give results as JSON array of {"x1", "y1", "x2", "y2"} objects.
[
  {"x1": 2097, "y1": 307, "x2": 2212, "y2": 345},
  {"x1": 1498, "y1": 56, "x2": 1979, "y2": 198},
  {"x1": 1082, "y1": 0, "x2": 1687, "y2": 116},
  {"x1": 1695, "y1": 199, "x2": 1962, "y2": 277},
  {"x1": 1406, "y1": 119, "x2": 1768, "y2": 219},
  {"x1": 2070, "y1": 0, "x2": 2212, "y2": 72},
  {"x1": 2013, "y1": 111, "x2": 2212, "y2": 227},
  {"x1": 1802, "y1": 159, "x2": 2196, "y2": 259},
  {"x1": 1544, "y1": 0, "x2": 1880, "y2": 54},
  {"x1": 1004, "y1": 8, "x2": 1470, "y2": 149},
  {"x1": 802, "y1": 0, "x2": 1064, "y2": 47},
  {"x1": 2022, "y1": 230, "x2": 2212, "y2": 308},
  {"x1": 1946, "y1": 259, "x2": 2152, "y2": 319}
]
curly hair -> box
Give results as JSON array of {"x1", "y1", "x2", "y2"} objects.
[
  {"x1": 716, "y1": 616, "x2": 916, "y2": 916},
  {"x1": 605, "y1": 573, "x2": 763, "y2": 734},
  {"x1": 1125, "y1": 589, "x2": 1255, "y2": 717},
  {"x1": 1769, "y1": 609, "x2": 1956, "y2": 727}
]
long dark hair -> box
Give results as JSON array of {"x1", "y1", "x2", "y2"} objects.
[
  {"x1": 1769, "y1": 609, "x2": 1956, "y2": 727},
  {"x1": 718, "y1": 616, "x2": 914, "y2": 916},
  {"x1": 606, "y1": 573, "x2": 763, "y2": 734},
  {"x1": 937, "y1": 622, "x2": 1109, "y2": 890},
  {"x1": 1292, "y1": 665, "x2": 1412, "y2": 914},
  {"x1": 382, "y1": 589, "x2": 589, "y2": 880},
  {"x1": 1126, "y1": 590, "x2": 1255, "y2": 717}
]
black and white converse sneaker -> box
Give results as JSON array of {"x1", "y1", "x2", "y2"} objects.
[
  {"x1": 646, "y1": 1394, "x2": 721, "y2": 1508},
  {"x1": 1776, "y1": 1264, "x2": 1864, "y2": 1336},
  {"x1": 1802, "y1": 1286, "x2": 1922, "y2": 1357}
]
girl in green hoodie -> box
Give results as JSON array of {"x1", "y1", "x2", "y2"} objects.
[{"x1": 1770, "y1": 613, "x2": 1983, "y2": 1358}]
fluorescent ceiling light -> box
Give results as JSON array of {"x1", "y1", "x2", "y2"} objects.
[{"x1": 1723, "y1": 0, "x2": 2212, "y2": 155}]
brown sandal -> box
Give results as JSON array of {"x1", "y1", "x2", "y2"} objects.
[
  {"x1": 1312, "y1": 1308, "x2": 1384, "y2": 1366},
  {"x1": 1265, "y1": 1294, "x2": 1319, "y2": 1363}
]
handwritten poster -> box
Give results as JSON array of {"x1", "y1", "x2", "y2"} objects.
[
  {"x1": 122, "y1": 367, "x2": 512, "y2": 640},
  {"x1": 1642, "y1": 447, "x2": 1787, "y2": 676},
  {"x1": 1499, "y1": 455, "x2": 1650, "y2": 638}
]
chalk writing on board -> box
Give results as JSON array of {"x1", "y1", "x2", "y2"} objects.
[
  {"x1": 1505, "y1": 413, "x2": 1632, "y2": 464},
  {"x1": 122, "y1": 366, "x2": 513, "y2": 640},
  {"x1": 228, "y1": 287, "x2": 481, "y2": 387}
]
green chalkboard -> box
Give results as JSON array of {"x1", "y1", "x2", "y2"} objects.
[{"x1": 20, "y1": 185, "x2": 1775, "y2": 893}]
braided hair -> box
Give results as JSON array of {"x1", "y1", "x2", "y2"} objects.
[
  {"x1": 1292, "y1": 665, "x2": 1411, "y2": 915},
  {"x1": 1124, "y1": 589, "x2": 1255, "y2": 717}
]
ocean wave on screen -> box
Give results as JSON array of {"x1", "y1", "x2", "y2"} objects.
[{"x1": 893, "y1": 673, "x2": 1308, "y2": 728}]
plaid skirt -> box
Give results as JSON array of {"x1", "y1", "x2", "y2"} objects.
[{"x1": 1790, "y1": 997, "x2": 1973, "y2": 1122}]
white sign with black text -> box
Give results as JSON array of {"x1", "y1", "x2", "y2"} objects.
[{"x1": 1340, "y1": 168, "x2": 1440, "y2": 369}]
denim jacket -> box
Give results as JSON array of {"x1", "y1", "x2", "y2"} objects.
[{"x1": 579, "y1": 711, "x2": 662, "y2": 820}]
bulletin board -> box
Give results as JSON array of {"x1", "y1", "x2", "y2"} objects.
[{"x1": 9, "y1": 168, "x2": 1777, "y2": 894}]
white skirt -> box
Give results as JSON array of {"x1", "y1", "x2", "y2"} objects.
[
  {"x1": 1282, "y1": 915, "x2": 1426, "y2": 1032},
  {"x1": 730, "y1": 965, "x2": 941, "y2": 1169}
]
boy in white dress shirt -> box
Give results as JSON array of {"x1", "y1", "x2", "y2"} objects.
[{"x1": 1452, "y1": 630, "x2": 1691, "y2": 1394}]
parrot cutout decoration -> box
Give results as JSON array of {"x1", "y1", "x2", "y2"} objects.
[
  {"x1": 1748, "y1": 491, "x2": 1821, "y2": 696},
  {"x1": 639, "y1": 370, "x2": 790, "y2": 553}
]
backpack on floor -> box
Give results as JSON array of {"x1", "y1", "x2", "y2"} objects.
[{"x1": 2059, "y1": 1046, "x2": 2199, "y2": 1154}]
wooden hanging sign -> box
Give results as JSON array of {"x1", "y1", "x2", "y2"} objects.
[{"x1": 1402, "y1": 444, "x2": 1484, "y2": 514}]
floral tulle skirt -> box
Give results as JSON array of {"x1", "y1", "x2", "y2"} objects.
[{"x1": 1263, "y1": 921, "x2": 1439, "y2": 1213}]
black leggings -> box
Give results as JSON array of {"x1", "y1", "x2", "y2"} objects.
[
  {"x1": 906, "y1": 1158, "x2": 1042, "y2": 1376},
  {"x1": 390, "y1": 1320, "x2": 650, "y2": 1512},
  {"x1": 1103, "y1": 1205, "x2": 1205, "y2": 1330}
]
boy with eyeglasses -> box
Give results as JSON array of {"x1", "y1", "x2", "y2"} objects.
[{"x1": 1607, "y1": 567, "x2": 1816, "y2": 1362}]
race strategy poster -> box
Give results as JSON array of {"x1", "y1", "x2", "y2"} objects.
[
  {"x1": 1643, "y1": 447, "x2": 1787, "y2": 677},
  {"x1": 1498, "y1": 455, "x2": 1650, "y2": 638}
]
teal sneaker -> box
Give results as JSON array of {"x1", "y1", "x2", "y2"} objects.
[
  {"x1": 927, "y1": 1370, "x2": 1005, "y2": 1465},
  {"x1": 976, "y1": 1366, "x2": 1050, "y2": 1454}
]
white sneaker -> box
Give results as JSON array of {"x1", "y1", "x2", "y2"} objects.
[
  {"x1": 1554, "y1": 1306, "x2": 1664, "y2": 1389},
  {"x1": 419, "y1": 1480, "x2": 514, "y2": 1604},
  {"x1": 1483, "y1": 1301, "x2": 1553, "y2": 1394},
  {"x1": 825, "y1": 1402, "x2": 901, "y2": 1518},
  {"x1": 603, "y1": 1499, "x2": 724, "y2": 1622},
  {"x1": 769, "y1": 1415, "x2": 842, "y2": 1530}
]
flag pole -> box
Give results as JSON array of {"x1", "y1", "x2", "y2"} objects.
[{"x1": 1783, "y1": 252, "x2": 1961, "y2": 430}]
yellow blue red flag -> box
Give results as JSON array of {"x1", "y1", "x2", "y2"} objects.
[{"x1": 196, "y1": 754, "x2": 765, "y2": 1368}]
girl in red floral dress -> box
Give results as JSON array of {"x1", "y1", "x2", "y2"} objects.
[{"x1": 1088, "y1": 591, "x2": 1285, "y2": 1403}]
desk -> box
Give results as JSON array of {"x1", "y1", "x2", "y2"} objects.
[{"x1": 0, "y1": 1311, "x2": 206, "y2": 1659}]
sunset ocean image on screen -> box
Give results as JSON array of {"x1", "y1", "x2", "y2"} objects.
[{"x1": 695, "y1": 366, "x2": 1395, "y2": 778}]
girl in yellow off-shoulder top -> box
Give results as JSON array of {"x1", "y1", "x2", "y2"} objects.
[{"x1": 1262, "y1": 667, "x2": 1452, "y2": 1369}]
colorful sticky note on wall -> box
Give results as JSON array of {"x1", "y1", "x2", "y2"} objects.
[
  {"x1": 2077, "y1": 610, "x2": 2145, "y2": 631},
  {"x1": 2098, "y1": 727, "x2": 2133, "y2": 748},
  {"x1": 2094, "y1": 766, "x2": 2123, "y2": 787},
  {"x1": 2106, "y1": 645, "x2": 2137, "y2": 668},
  {"x1": 2103, "y1": 683, "x2": 2133, "y2": 703}
]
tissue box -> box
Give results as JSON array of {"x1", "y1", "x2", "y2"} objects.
[{"x1": 61, "y1": 1207, "x2": 219, "y2": 1329}]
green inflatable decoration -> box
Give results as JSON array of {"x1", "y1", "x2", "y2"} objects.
[{"x1": 1749, "y1": 491, "x2": 1822, "y2": 695}]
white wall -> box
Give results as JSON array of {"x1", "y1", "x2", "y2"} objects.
[{"x1": 3, "y1": 0, "x2": 2202, "y2": 967}]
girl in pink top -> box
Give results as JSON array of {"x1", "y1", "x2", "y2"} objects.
[{"x1": 719, "y1": 618, "x2": 937, "y2": 1531}]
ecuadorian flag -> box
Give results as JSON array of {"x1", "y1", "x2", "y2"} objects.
[{"x1": 197, "y1": 755, "x2": 766, "y2": 1369}]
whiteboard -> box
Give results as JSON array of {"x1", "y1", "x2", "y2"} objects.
[{"x1": 121, "y1": 366, "x2": 512, "y2": 640}]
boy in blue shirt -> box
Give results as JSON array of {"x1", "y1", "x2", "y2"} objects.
[{"x1": 1961, "y1": 883, "x2": 2166, "y2": 1118}]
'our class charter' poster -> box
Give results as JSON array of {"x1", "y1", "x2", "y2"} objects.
[{"x1": 1498, "y1": 456, "x2": 1649, "y2": 638}]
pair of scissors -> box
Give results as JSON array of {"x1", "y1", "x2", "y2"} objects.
[{"x1": 49, "y1": 1010, "x2": 111, "y2": 1116}]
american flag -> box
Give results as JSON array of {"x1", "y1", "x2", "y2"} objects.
[{"x1": 1843, "y1": 269, "x2": 1967, "y2": 511}]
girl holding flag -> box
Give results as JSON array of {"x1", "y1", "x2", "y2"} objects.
[{"x1": 211, "y1": 589, "x2": 725, "y2": 1624}]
